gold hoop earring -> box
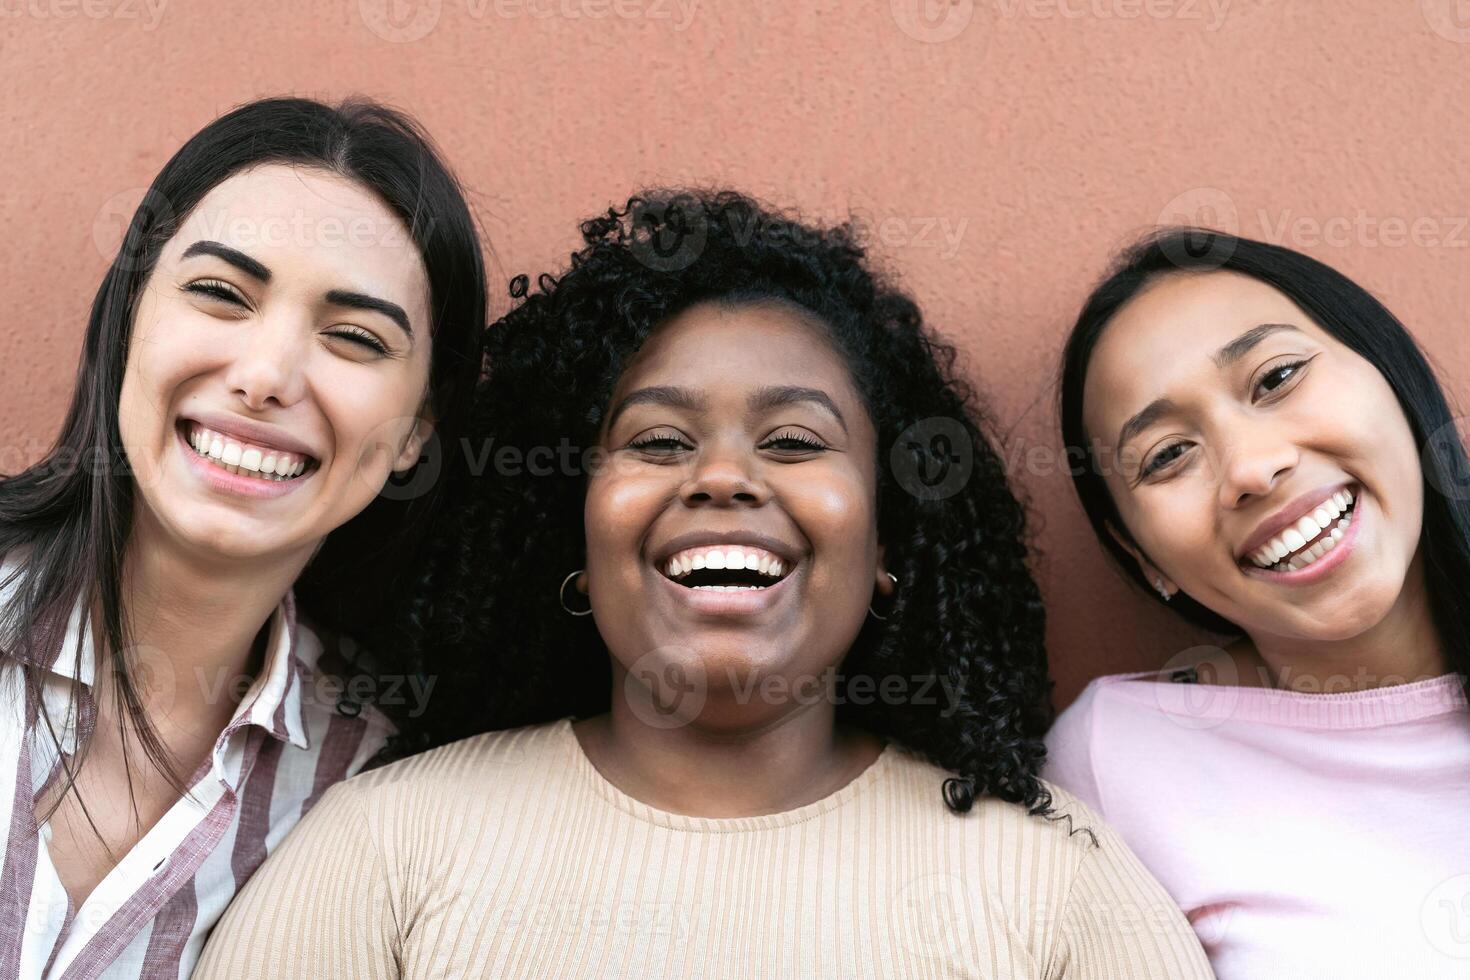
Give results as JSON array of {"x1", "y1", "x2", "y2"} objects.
[
  {"x1": 868, "y1": 572, "x2": 900, "y2": 621},
  {"x1": 559, "y1": 570, "x2": 592, "y2": 616}
]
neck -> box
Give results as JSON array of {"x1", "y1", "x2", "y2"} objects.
[
  {"x1": 1243, "y1": 555, "x2": 1449, "y2": 692},
  {"x1": 577, "y1": 665, "x2": 885, "y2": 818},
  {"x1": 115, "y1": 510, "x2": 315, "y2": 739}
]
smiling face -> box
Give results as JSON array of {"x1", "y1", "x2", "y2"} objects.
[
  {"x1": 1082, "y1": 269, "x2": 1426, "y2": 645},
  {"x1": 117, "y1": 164, "x2": 434, "y2": 566},
  {"x1": 582, "y1": 300, "x2": 892, "y2": 730}
]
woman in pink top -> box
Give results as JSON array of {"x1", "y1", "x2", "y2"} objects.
[{"x1": 1047, "y1": 227, "x2": 1470, "y2": 978}]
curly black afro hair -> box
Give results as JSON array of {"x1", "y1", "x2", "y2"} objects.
[{"x1": 387, "y1": 189, "x2": 1057, "y2": 817}]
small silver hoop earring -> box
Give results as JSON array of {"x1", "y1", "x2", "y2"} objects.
[
  {"x1": 868, "y1": 572, "x2": 900, "y2": 621},
  {"x1": 559, "y1": 570, "x2": 593, "y2": 616}
]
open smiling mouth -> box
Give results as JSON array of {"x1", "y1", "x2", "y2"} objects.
[
  {"x1": 178, "y1": 420, "x2": 319, "y2": 483},
  {"x1": 1244, "y1": 486, "x2": 1357, "y2": 574},
  {"x1": 660, "y1": 546, "x2": 794, "y2": 591}
]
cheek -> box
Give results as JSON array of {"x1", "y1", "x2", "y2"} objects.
[
  {"x1": 1341, "y1": 368, "x2": 1425, "y2": 544},
  {"x1": 322, "y1": 368, "x2": 424, "y2": 471},
  {"x1": 117, "y1": 308, "x2": 217, "y2": 446},
  {"x1": 583, "y1": 470, "x2": 671, "y2": 571},
  {"x1": 780, "y1": 468, "x2": 878, "y2": 564},
  {"x1": 1119, "y1": 490, "x2": 1217, "y2": 577}
]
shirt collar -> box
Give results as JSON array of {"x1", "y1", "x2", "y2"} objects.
[
  {"x1": 4, "y1": 550, "x2": 313, "y2": 753},
  {"x1": 222, "y1": 590, "x2": 312, "y2": 751}
]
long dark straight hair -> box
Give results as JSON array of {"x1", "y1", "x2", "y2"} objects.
[
  {"x1": 0, "y1": 97, "x2": 487, "y2": 810},
  {"x1": 1059, "y1": 228, "x2": 1470, "y2": 685}
]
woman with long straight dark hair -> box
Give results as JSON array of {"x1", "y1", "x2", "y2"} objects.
[
  {"x1": 0, "y1": 97, "x2": 485, "y2": 977},
  {"x1": 1047, "y1": 227, "x2": 1470, "y2": 978}
]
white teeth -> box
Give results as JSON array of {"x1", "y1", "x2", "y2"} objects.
[
  {"x1": 184, "y1": 423, "x2": 311, "y2": 482},
  {"x1": 1248, "y1": 490, "x2": 1359, "y2": 571},
  {"x1": 662, "y1": 545, "x2": 791, "y2": 583}
]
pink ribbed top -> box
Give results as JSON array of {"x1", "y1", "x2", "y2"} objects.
[{"x1": 1045, "y1": 670, "x2": 1470, "y2": 979}]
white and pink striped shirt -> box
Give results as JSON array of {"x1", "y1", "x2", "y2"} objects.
[{"x1": 0, "y1": 562, "x2": 393, "y2": 979}]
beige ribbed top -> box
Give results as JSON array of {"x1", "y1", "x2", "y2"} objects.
[{"x1": 195, "y1": 719, "x2": 1213, "y2": 979}]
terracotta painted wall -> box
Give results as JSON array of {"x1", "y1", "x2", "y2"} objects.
[{"x1": 2, "y1": 0, "x2": 1466, "y2": 708}]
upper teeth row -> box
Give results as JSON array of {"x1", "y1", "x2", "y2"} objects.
[
  {"x1": 665, "y1": 546, "x2": 786, "y2": 579},
  {"x1": 1249, "y1": 488, "x2": 1355, "y2": 569},
  {"x1": 188, "y1": 424, "x2": 309, "y2": 478}
]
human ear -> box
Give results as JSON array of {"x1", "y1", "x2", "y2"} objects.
[
  {"x1": 392, "y1": 409, "x2": 435, "y2": 474},
  {"x1": 1107, "y1": 521, "x2": 1176, "y2": 601}
]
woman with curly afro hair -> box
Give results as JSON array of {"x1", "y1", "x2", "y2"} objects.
[{"x1": 198, "y1": 190, "x2": 1211, "y2": 979}]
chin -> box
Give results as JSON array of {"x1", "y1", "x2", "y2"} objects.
[
  {"x1": 1275, "y1": 590, "x2": 1400, "y2": 643},
  {"x1": 158, "y1": 510, "x2": 287, "y2": 563}
]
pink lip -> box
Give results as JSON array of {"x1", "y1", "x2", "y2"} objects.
[
  {"x1": 1241, "y1": 491, "x2": 1364, "y2": 586},
  {"x1": 177, "y1": 426, "x2": 313, "y2": 500},
  {"x1": 651, "y1": 560, "x2": 797, "y2": 617}
]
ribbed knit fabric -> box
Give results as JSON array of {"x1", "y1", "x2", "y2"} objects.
[
  {"x1": 195, "y1": 718, "x2": 1213, "y2": 979},
  {"x1": 1045, "y1": 671, "x2": 1470, "y2": 979}
]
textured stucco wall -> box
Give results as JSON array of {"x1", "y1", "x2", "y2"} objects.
[{"x1": 1, "y1": 0, "x2": 1466, "y2": 708}]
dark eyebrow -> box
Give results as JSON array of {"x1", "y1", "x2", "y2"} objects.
[
  {"x1": 181, "y1": 241, "x2": 271, "y2": 282},
  {"x1": 1116, "y1": 398, "x2": 1179, "y2": 451},
  {"x1": 747, "y1": 385, "x2": 847, "y2": 433},
  {"x1": 1211, "y1": 323, "x2": 1302, "y2": 369},
  {"x1": 325, "y1": 289, "x2": 413, "y2": 342},
  {"x1": 606, "y1": 386, "x2": 707, "y2": 432}
]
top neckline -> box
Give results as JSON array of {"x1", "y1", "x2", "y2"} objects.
[
  {"x1": 553, "y1": 717, "x2": 897, "y2": 833},
  {"x1": 1099, "y1": 670, "x2": 1467, "y2": 729}
]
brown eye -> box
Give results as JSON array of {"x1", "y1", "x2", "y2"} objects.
[
  {"x1": 1254, "y1": 358, "x2": 1311, "y2": 399},
  {"x1": 1141, "y1": 441, "x2": 1188, "y2": 478}
]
